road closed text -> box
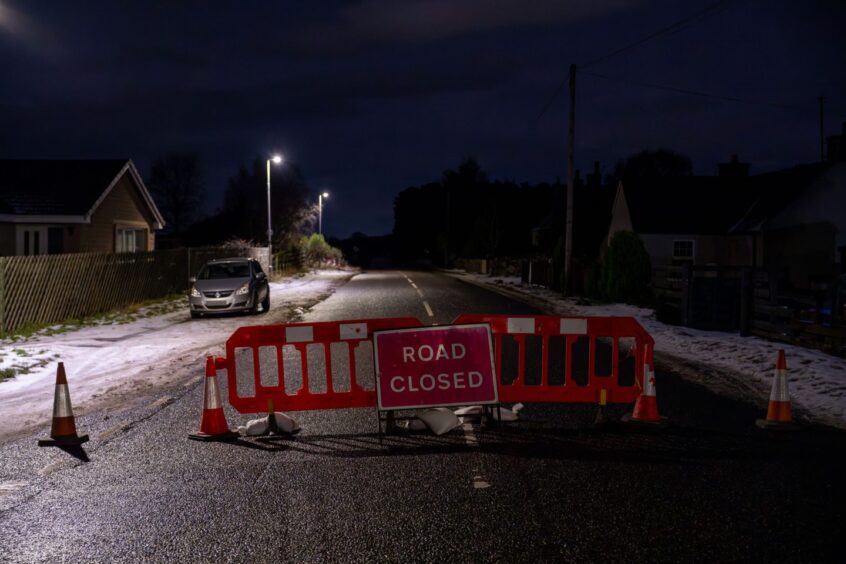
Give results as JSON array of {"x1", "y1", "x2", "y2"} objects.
[
  {"x1": 389, "y1": 371, "x2": 484, "y2": 393},
  {"x1": 374, "y1": 324, "x2": 498, "y2": 410}
]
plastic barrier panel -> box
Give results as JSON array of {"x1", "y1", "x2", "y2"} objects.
[
  {"x1": 452, "y1": 314, "x2": 654, "y2": 404},
  {"x1": 223, "y1": 317, "x2": 423, "y2": 413}
]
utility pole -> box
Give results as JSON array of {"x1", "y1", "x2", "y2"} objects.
[
  {"x1": 819, "y1": 96, "x2": 825, "y2": 162},
  {"x1": 564, "y1": 63, "x2": 576, "y2": 294}
]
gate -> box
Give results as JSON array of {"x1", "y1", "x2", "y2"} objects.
[
  {"x1": 221, "y1": 315, "x2": 654, "y2": 414},
  {"x1": 453, "y1": 314, "x2": 653, "y2": 404},
  {"x1": 224, "y1": 317, "x2": 422, "y2": 413}
]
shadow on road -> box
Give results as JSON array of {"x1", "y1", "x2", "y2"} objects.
[
  {"x1": 57, "y1": 445, "x2": 90, "y2": 462},
  {"x1": 218, "y1": 421, "x2": 846, "y2": 465}
]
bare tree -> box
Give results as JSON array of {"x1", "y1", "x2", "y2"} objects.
[{"x1": 147, "y1": 153, "x2": 205, "y2": 235}]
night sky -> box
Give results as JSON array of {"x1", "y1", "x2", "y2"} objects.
[{"x1": 1, "y1": 0, "x2": 844, "y2": 238}]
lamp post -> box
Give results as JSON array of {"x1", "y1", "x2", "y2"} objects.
[
  {"x1": 266, "y1": 155, "x2": 283, "y2": 270},
  {"x1": 318, "y1": 191, "x2": 329, "y2": 235}
]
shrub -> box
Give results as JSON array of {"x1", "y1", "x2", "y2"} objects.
[{"x1": 600, "y1": 231, "x2": 652, "y2": 304}]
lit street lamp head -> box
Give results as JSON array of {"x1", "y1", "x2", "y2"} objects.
[
  {"x1": 271, "y1": 155, "x2": 283, "y2": 164},
  {"x1": 322, "y1": 191, "x2": 329, "y2": 198}
]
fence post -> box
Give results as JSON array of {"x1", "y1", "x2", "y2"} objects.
[
  {"x1": 740, "y1": 268, "x2": 752, "y2": 336},
  {"x1": 680, "y1": 263, "x2": 692, "y2": 327},
  {"x1": 0, "y1": 257, "x2": 5, "y2": 336}
]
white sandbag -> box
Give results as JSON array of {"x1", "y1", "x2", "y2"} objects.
[
  {"x1": 401, "y1": 418, "x2": 428, "y2": 431},
  {"x1": 454, "y1": 405, "x2": 483, "y2": 416},
  {"x1": 493, "y1": 408, "x2": 518, "y2": 422},
  {"x1": 271, "y1": 412, "x2": 300, "y2": 434},
  {"x1": 417, "y1": 407, "x2": 461, "y2": 436},
  {"x1": 238, "y1": 417, "x2": 269, "y2": 436},
  {"x1": 454, "y1": 404, "x2": 523, "y2": 421}
]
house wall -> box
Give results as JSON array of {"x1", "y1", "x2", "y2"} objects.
[
  {"x1": 765, "y1": 162, "x2": 846, "y2": 267},
  {"x1": 641, "y1": 233, "x2": 753, "y2": 268},
  {"x1": 0, "y1": 224, "x2": 15, "y2": 255},
  {"x1": 80, "y1": 172, "x2": 156, "y2": 253},
  {"x1": 64, "y1": 224, "x2": 82, "y2": 253},
  {"x1": 764, "y1": 222, "x2": 836, "y2": 288}
]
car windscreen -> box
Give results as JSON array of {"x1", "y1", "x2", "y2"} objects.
[{"x1": 198, "y1": 263, "x2": 250, "y2": 280}]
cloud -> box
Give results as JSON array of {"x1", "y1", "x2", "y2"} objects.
[{"x1": 293, "y1": 0, "x2": 641, "y2": 53}]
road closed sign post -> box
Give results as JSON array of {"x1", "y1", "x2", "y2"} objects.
[{"x1": 374, "y1": 323, "x2": 498, "y2": 410}]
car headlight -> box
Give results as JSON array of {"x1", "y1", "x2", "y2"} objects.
[
  {"x1": 236, "y1": 283, "x2": 250, "y2": 295},
  {"x1": 190, "y1": 286, "x2": 201, "y2": 298}
]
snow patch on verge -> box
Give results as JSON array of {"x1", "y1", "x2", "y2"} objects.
[
  {"x1": 456, "y1": 273, "x2": 846, "y2": 429},
  {"x1": 0, "y1": 270, "x2": 354, "y2": 442}
]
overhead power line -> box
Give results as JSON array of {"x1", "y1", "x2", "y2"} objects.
[
  {"x1": 534, "y1": 0, "x2": 739, "y2": 122},
  {"x1": 580, "y1": 0, "x2": 738, "y2": 69},
  {"x1": 580, "y1": 70, "x2": 804, "y2": 112}
]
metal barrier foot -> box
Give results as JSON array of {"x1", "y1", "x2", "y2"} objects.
[
  {"x1": 188, "y1": 431, "x2": 240, "y2": 442},
  {"x1": 620, "y1": 413, "x2": 670, "y2": 429}
]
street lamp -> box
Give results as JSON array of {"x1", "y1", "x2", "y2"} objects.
[
  {"x1": 266, "y1": 155, "x2": 283, "y2": 269},
  {"x1": 318, "y1": 191, "x2": 329, "y2": 235}
]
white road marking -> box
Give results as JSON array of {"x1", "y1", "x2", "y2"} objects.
[
  {"x1": 473, "y1": 477, "x2": 491, "y2": 489},
  {"x1": 402, "y1": 272, "x2": 434, "y2": 318},
  {"x1": 423, "y1": 301, "x2": 434, "y2": 317},
  {"x1": 462, "y1": 422, "x2": 478, "y2": 447},
  {"x1": 0, "y1": 481, "x2": 28, "y2": 496},
  {"x1": 39, "y1": 461, "x2": 70, "y2": 476},
  {"x1": 463, "y1": 425, "x2": 491, "y2": 489},
  {"x1": 184, "y1": 376, "x2": 203, "y2": 387},
  {"x1": 98, "y1": 422, "x2": 131, "y2": 442},
  {"x1": 148, "y1": 396, "x2": 174, "y2": 410}
]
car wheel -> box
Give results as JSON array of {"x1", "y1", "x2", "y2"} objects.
[
  {"x1": 261, "y1": 292, "x2": 270, "y2": 313},
  {"x1": 190, "y1": 310, "x2": 201, "y2": 319}
]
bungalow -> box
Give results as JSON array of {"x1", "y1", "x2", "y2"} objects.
[
  {"x1": 606, "y1": 149, "x2": 846, "y2": 289},
  {"x1": 732, "y1": 162, "x2": 846, "y2": 287},
  {"x1": 0, "y1": 159, "x2": 165, "y2": 256},
  {"x1": 605, "y1": 173, "x2": 756, "y2": 269}
]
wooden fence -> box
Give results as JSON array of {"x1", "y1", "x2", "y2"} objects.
[
  {"x1": 0, "y1": 246, "x2": 269, "y2": 335},
  {"x1": 653, "y1": 265, "x2": 846, "y2": 357},
  {"x1": 521, "y1": 258, "x2": 558, "y2": 289}
]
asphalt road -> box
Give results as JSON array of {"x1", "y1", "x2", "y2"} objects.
[{"x1": 0, "y1": 270, "x2": 844, "y2": 563}]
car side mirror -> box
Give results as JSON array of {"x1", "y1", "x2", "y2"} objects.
[{"x1": 189, "y1": 276, "x2": 197, "y2": 284}]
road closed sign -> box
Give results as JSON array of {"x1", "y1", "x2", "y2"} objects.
[{"x1": 374, "y1": 323, "x2": 498, "y2": 410}]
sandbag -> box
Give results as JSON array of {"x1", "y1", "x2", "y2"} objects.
[{"x1": 417, "y1": 407, "x2": 461, "y2": 436}]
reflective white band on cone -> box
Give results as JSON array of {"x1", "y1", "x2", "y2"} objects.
[
  {"x1": 204, "y1": 376, "x2": 222, "y2": 409},
  {"x1": 642, "y1": 367, "x2": 657, "y2": 397},
  {"x1": 770, "y1": 368, "x2": 790, "y2": 402},
  {"x1": 53, "y1": 384, "x2": 73, "y2": 418}
]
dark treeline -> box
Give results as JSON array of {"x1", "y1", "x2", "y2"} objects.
[
  {"x1": 150, "y1": 154, "x2": 314, "y2": 249},
  {"x1": 393, "y1": 158, "x2": 560, "y2": 265}
]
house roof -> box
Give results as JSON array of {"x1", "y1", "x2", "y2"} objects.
[
  {"x1": 621, "y1": 175, "x2": 757, "y2": 235},
  {"x1": 730, "y1": 163, "x2": 830, "y2": 232},
  {"x1": 0, "y1": 159, "x2": 164, "y2": 228}
]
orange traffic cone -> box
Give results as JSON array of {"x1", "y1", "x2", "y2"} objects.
[
  {"x1": 626, "y1": 343, "x2": 668, "y2": 427},
  {"x1": 38, "y1": 363, "x2": 89, "y2": 447},
  {"x1": 756, "y1": 350, "x2": 799, "y2": 430},
  {"x1": 188, "y1": 356, "x2": 239, "y2": 442}
]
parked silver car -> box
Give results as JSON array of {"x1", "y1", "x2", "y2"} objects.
[{"x1": 189, "y1": 258, "x2": 270, "y2": 318}]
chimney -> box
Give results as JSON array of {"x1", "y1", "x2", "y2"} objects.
[
  {"x1": 826, "y1": 121, "x2": 846, "y2": 163},
  {"x1": 718, "y1": 154, "x2": 750, "y2": 179},
  {"x1": 587, "y1": 161, "x2": 602, "y2": 187}
]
